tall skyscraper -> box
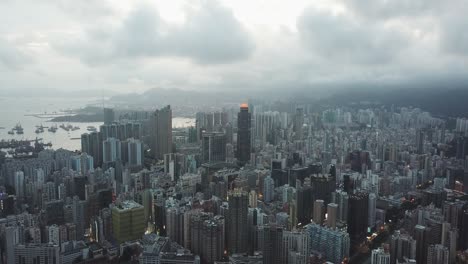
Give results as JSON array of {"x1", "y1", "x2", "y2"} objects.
[
  {"x1": 327, "y1": 203, "x2": 338, "y2": 229},
  {"x1": 390, "y1": 231, "x2": 416, "y2": 264},
  {"x1": 306, "y1": 223, "x2": 350, "y2": 263},
  {"x1": 237, "y1": 103, "x2": 251, "y2": 166},
  {"x1": 102, "y1": 137, "x2": 121, "y2": 164},
  {"x1": 261, "y1": 225, "x2": 284, "y2": 264},
  {"x1": 313, "y1": 200, "x2": 325, "y2": 225},
  {"x1": 127, "y1": 138, "x2": 143, "y2": 166},
  {"x1": 103, "y1": 108, "x2": 115, "y2": 125},
  {"x1": 112, "y1": 200, "x2": 146, "y2": 244},
  {"x1": 293, "y1": 107, "x2": 304, "y2": 140},
  {"x1": 427, "y1": 244, "x2": 449, "y2": 264},
  {"x1": 263, "y1": 175, "x2": 275, "y2": 203},
  {"x1": 371, "y1": 247, "x2": 391, "y2": 264},
  {"x1": 228, "y1": 189, "x2": 248, "y2": 254},
  {"x1": 202, "y1": 132, "x2": 227, "y2": 163},
  {"x1": 415, "y1": 225, "x2": 430, "y2": 264},
  {"x1": 348, "y1": 192, "x2": 369, "y2": 242},
  {"x1": 368, "y1": 193, "x2": 377, "y2": 228},
  {"x1": 150, "y1": 105, "x2": 172, "y2": 160},
  {"x1": 201, "y1": 216, "x2": 225, "y2": 264}
]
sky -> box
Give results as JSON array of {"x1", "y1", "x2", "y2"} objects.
[{"x1": 0, "y1": 0, "x2": 467, "y2": 95}]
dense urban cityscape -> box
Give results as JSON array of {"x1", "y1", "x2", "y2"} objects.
[
  {"x1": 0, "y1": 101, "x2": 467, "y2": 264},
  {"x1": 1, "y1": 0, "x2": 468, "y2": 263}
]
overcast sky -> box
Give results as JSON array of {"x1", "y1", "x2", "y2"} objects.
[{"x1": 0, "y1": 0, "x2": 467, "y2": 95}]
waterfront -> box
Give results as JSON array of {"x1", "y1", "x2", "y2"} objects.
[{"x1": 0, "y1": 97, "x2": 194, "y2": 151}]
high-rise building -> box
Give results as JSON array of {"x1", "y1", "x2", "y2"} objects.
[
  {"x1": 306, "y1": 223, "x2": 350, "y2": 264},
  {"x1": 112, "y1": 200, "x2": 146, "y2": 244},
  {"x1": 202, "y1": 132, "x2": 227, "y2": 163},
  {"x1": 368, "y1": 193, "x2": 377, "y2": 228},
  {"x1": 263, "y1": 175, "x2": 275, "y2": 203},
  {"x1": 313, "y1": 200, "x2": 325, "y2": 225},
  {"x1": 390, "y1": 231, "x2": 416, "y2": 264},
  {"x1": 293, "y1": 107, "x2": 304, "y2": 140},
  {"x1": 348, "y1": 192, "x2": 369, "y2": 242},
  {"x1": 150, "y1": 105, "x2": 172, "y2": 160},
  {"x1": 14, "y1": 171, "x2": 25, "y2": 199},
  {"x1": 332, "y1": 190, "x2": 349, "y2": 223},
  {"x1": 228, "y1": 189, "x2": 248, "y2": 254},
  {"x1": 327, "y1": 203, "x2": 338, "y2": 229},
  {"x1": 427, "y1": 244, "x2": 449, "y2": 264},
  {"x1": 371, "y1": 247, "x2": 391, "y2": 264},
  {"x1": 166, "y1": 206, "x2": 185, "y2": 246},
  {"x1": 282, "y1": 230, "x2": 310, "y2": 264},
  {"x1": 14, "y1": 243, "x2": 62, "y2": 264},
  {"x1": 127, "y1": 138, "x2": 143, "y2": 166},
  {"x1": 102, "y1": 137, "x2": 121, "y2": 164},
  {"x1": 104, "y1": 108, "x2": 115, "y2": 125},
  {"x1": 81, "y1": 131, "x2": 101, "y2": 168},
  {"x1": 201, "y1": 216, "x2": 225, "y2": 264},
  {"x1": 260, "y1": 225, "x2": 283, "y2": 264},
  {"x1": 415, "y1": 225, "x2": 431, "y2": 264},
  {"x1": 296, "y1": 186, "x2": 313, "y2": 225},
  {"x1": 237, "y1": 104, "x2": 251, "y2": 166}
]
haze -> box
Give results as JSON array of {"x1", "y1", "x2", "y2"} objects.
[{"x1": 0, "y1": 0, "x2": 467, "y2": 96}]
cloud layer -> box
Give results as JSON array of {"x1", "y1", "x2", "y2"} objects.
[{"x1": 0, "y1": 0, "x2": 466, "y2": 94}]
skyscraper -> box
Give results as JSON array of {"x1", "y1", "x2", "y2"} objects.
[
  {"x1": 313, "y1": 200, "x2": 325, "y2": 225},
  {"x1": 415, "y1": 225, "x2": 430, "y2": 264},
  {"x1": 112, "y1": 200, "x2": 146, "y2": 244},
  {"x1": 150, "y1": 105, "x2": 172, "y2": 160},
  {"x1": 202, "y1": 216, "x2": 225, "y2": 263},
  {"x1": 237, "y1": 103, "x2": 251, "y2": 166},
  {"x1": 104, "y1": 108, "x2": 115, "y2": 125},
  {"x1": 348, "y1": 192, "x2": 369, "y2": 242},
  {"x1": 390, "y1": 231, "x2": 416, "y2": 264},
  {"x1": 371, "y1": 247, "x2": 391, "y2": 264},
  {"x1": 368, "y1": 193, "x2": 377, "y2": 228},
  {"x1": 327, "y1": 203, "x2": 338, "y2": 229},
  {"x1": 306, "y1": 223, "x2": 350, "y2": 263},
  {"x1": 127, "y1": 138, "x2": 143, "y2": 166},
  {"x1": 102, "y1": 137, "x2": 121, "y2": 164},
  {"x1": 202, "y1": 132, "x2": 227, "y2": 163},
  {"x1": 261, "y1": 225, "x2": 283, "y2": 264},
  {"x1": 427, "y1": 244, "x2": 449, "y2": 264},
  {"x1": 263, "y1": 175, "x2": 275, "y2": 203},
  {"x1": 293, "y1": 107, "x2": 304, "y2": 140},
  {"x1": 228, "y1": 189, "x2": 248, "y2": 254}
]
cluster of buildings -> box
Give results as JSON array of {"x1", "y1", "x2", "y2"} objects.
[{"x1": 0, "y1": 101, "x2": 468, "y2": 264}]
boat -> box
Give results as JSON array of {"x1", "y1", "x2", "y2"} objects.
[
  {"x1": 48, "y1": 125, "x2": 58, "y2": 133},
  {"x1": 35, "y1": 129, "x2": 41, "y2": 134},
  {"x1": 60, "y1": 124, "x2": 69, "y2": 131},
  {"x1": 15, "y1": 124, "x2": 24, "y2": 134},
  {"x1": 87, "y1": 126, "x2": 97, "y2": 132},
  {"x1": 8, "y1": 130, "x2": 14, "y2": 135},
  {"x1": 72, "y1": 126, "x2": 80, "y2": 131}
]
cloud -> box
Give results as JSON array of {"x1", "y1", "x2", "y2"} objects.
[
  {"x1": 56, "y1": 1, "x2": 254, "y2": 65},
  {"x1": 439, "y1": 10, "x2": 468, "y2": 56},
  {"x1": 0, "y1": 38, "x2": 31, "y2": 70},
  {"x1": 344, "y1": 0, "x2": 441, "y2": 19},
  {"x1": 297, "y1": 8, "x2": 408, "y2": 64}
]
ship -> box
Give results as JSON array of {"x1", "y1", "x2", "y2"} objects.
[
  {"x1": 48, "y1": 125, "x2": 58, "y2": 133},
  {"x1": 71, "y1": 126, "x2": 80, "y2": 131},
  {"x1": 7, "y1": 130, "x2": 14, "y2": 135},
  {"x1": 15, "y1": 124, "x2": 24, "y2": 134}
]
